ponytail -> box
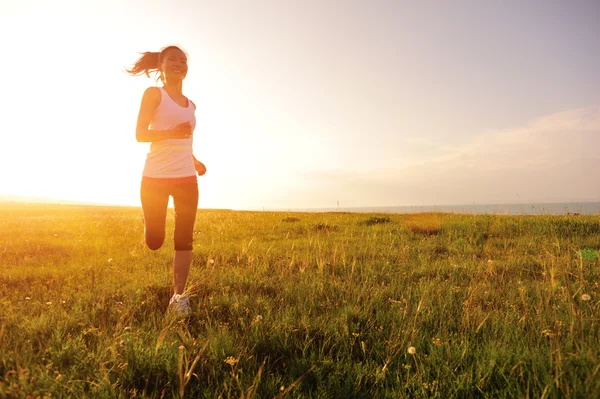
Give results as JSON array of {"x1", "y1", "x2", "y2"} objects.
[
  {"x1": 125, "y1": 51, "x2": 160, "y2": 77},
  {"x1": 125, "y1": 45, "x2": 186, "y2": 80}
]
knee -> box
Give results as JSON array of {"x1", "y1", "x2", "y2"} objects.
[
  {"x1": 146, "y1": 234, "x2": 165, "y2": 251},
  {"x1": 174, "y1": 239, "x2": 193, "y2": 251}
]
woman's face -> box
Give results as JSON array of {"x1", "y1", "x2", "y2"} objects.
[{"x1": 160, "y1": 48, "x2": 188, "y2": 81}]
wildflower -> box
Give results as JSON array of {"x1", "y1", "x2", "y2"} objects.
[
  {"x1": 255, "y1": 315, "x2": 263, "y2": 322},
  {"x1": 224, "y1": 356, "x2": 239, "y2": 366},
  {"x1": 108, "y1": 258, "x2": 113, "y2": 263},
  {"x1": 46, "y1": 301, "x2": 52, "y2": 306},
  {"x1": 61, "y1": 300, "x2": 66, "y2": 304},
  {"x1": 581, "y1": 294, "x2": 591, "y2": 301},
  {"x1": 119, "y1": 340, "x2": 125, "y2": 347},
  {"x1": 179, "y1": 345, "x2": 185, "y2": 351},
  {"x1": 116, "y1": 301, "x2": 123, "y2": 306},
  {"x1": 407, "y1": 346, "x2": 416, "y2": 355},
  {"x1": 209, "y1": 259, "x2": 215, "y2": 264},
  {"x1": 124, "y1": 326, "x2": 131, "y2": 332},
  {"x1": 25, "y1": 297, "x2": 30, "y2": 300}
]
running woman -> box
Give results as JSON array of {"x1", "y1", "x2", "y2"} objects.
[{"x1": 126, "y1": 45, "x2": 206, "y2": 316}]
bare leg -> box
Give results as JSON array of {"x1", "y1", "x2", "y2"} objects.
[{"x1": 174, "y1": 250, "x2": 193, "y2": 295}]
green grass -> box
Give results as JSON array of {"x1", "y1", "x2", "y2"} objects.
[{"x1": 1, "y1": 203, "x2": 599, "y2": 398}]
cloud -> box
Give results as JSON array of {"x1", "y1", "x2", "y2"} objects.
[
  {"x1": 293, "y1": 106, "x2": 600, "y2": 207},
  {"x1": 426, "y1": 106, "x2": 599, "y2": 171}
]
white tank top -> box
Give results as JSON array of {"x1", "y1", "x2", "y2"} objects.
[{"x1": 142, "y1": 87, "x2": 197, "y2": 178}]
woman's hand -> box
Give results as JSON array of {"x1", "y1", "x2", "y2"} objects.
[
  {"x1": 193, "y1": 158, "x2": 207, "y2": 176},
  {"x1": 171, "y1": 122, "x2": 193, "y2": 139}
]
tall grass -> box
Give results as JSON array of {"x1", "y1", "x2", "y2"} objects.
[{"x1": 0, "y1": 203, "x2": 599, "y2": 398}]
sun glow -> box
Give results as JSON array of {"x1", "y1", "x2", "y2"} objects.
[{"x1": 0, "y1": 1, "x2": 269, "y2": 209}]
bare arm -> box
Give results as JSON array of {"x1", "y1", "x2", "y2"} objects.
[
  {"x1": 189, "y1": 102, "x2": 206, "y2": 175},
  {"x1": 135, "y1": 87, "x2": 191, "y2": 142},
  {"x1": 193, "y1": 154, "x2": 206, "y2": 176}
]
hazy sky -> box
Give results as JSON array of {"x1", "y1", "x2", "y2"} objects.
[{"x1": 1, "y1": 0, "x2": 598, "y2": 209}]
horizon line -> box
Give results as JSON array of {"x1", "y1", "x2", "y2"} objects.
[{"x1": 1, "y1": 194, "x2": 598, "y2": 213}]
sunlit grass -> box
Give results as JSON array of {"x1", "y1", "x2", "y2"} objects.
[
  {"x1": 0, "y1": 203, "x2": 599, "y2": 398},
  {"x1": 405, "y1": 213, "x2": 443, "y2": 236}
]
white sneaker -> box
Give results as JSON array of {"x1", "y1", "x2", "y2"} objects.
[{"x1": 169, "y1": 294, "x2": 191, "y2": 317}]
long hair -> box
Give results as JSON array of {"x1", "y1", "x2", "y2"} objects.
[{"x1": 125, "y1": 45, "x2": 187, "y2": 82}]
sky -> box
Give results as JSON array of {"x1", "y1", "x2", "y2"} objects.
[{"x1": 0, "y1": 0, "x2": 598, "y2": 210}]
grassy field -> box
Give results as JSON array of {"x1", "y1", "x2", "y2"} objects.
[{"x1": 0, "y1": 203, "x2": 599, "y2": 398}]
